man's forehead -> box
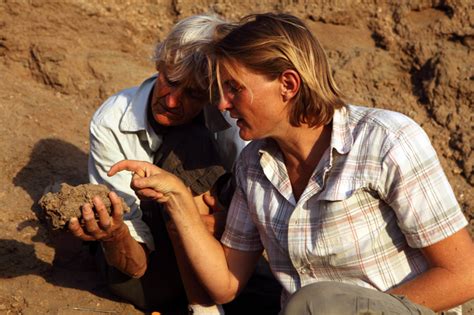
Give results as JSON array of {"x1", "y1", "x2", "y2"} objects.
[{"x1": 159, "y1": 65, "x2": 206, "y2": 91}]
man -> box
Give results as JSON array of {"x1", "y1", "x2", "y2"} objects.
[{"x1": 68, "y1": 14, "x2": 274, "y2": 314}]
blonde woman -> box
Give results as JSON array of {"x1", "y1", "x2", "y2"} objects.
[{"x1": 110, "y1": 13, "x2": 473, "y2": 314}]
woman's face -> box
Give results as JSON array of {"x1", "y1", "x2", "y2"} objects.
[{"x1": 217, "y1": 63, "x2": 288, "y2": 141}]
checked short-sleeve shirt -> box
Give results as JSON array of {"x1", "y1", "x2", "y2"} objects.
[{"x1": 221, "y1": 104, "x2": 467, "y2": 305}]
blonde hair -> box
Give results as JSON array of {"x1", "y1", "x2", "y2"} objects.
[
  {"x1": 213, "y1": 13, "x2": 345, "y2": 127},
  {"x1": 154, "y1": 14, "x2": 228, "y2": 90}
]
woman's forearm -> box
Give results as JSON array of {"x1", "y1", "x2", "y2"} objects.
[
  {"x1": 165, "y1": 190, "x2": 238, "y2": 304},
  {"x1": 388, "y1": 266, "x2": 474, "y2": 312}
]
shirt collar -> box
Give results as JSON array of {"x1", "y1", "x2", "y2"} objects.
[
  {"x1": 120, "y1": 74, "x2": 157, "y2": 133},
  {"x1": 330, "y1": 105, "x2": 352, "y2": 155},
  {"x1": 258, "y1": 106, "x2": 353, "y2": 157}
]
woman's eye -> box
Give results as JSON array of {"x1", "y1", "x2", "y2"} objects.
[{"x1": 225, "y1": 81, "x2": 243, "y2": 95}]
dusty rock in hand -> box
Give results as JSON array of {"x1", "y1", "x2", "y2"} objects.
[{"x1": 38, "y1": 183, "x2": 130, "y2": 230}]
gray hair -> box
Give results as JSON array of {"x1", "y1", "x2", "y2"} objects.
[{"x1": 154, "y1": 14, "x2": 227, "y2": 90}]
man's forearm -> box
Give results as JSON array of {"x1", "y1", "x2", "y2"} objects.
[{"x1": 101, "y1": 224, "x2": 148, "y2": 278}]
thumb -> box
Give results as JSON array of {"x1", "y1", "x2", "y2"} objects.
[{"x1": 203, "y1": 193, "x2": 224, "y2": 213}]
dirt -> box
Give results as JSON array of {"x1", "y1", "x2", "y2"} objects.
[
  {"x1": 38, "y1": 183, "x2": 130, "y2": 230},
  {"x1": 0, "y1": 1, "x2": 472, "y2": 314}
]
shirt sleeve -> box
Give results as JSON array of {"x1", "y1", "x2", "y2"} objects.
[
  {"x1": 380, "y1": 121, "x2": 467, "y2": 248},
  {"x1": 88, "y1": 115, "x2": 155, "y2": 251},
  {"x1": 221, "y1": 156, "x2": 263, "y2": 252}
]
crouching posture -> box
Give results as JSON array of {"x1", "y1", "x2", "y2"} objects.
[{"x1": 109, "y1": 13, "x2": 474, "y2": 315}]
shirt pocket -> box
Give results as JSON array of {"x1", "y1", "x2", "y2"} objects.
[{"x1": 306, "y1": 180, "x2": 391, "y2": 271}]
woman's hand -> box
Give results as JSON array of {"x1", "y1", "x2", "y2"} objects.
[{"x1": 108, "y1": 160, "x2": 188, "y2": 203}]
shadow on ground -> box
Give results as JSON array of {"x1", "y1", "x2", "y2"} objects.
[{"x1": 6, "y1": 139, "x2": 125, "y2": 303}]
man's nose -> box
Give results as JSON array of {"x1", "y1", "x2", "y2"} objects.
[{"x1": 165, "y1": 87, "x2": 183, "y2": 108}]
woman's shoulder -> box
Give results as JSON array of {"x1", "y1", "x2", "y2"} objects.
[{"x1": 348, "y1": 104, "x2": 420, "y2": 134}]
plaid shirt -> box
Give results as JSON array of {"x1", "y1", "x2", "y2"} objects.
[{"x1": 221, "y1": 104, "x2": 467, "y2": 305}]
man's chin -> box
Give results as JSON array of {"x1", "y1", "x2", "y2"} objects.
[{"x1": 154, "y1": 115, "x2": 186, "y2": 126}]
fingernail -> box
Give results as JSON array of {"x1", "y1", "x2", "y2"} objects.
[{"x1": 83, "y1": 207, "x2": 93, "y2": 219}]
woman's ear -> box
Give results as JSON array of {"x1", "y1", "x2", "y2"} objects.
[{"x1": 280, "y1": 70, "x2": 300, "y2": 102}]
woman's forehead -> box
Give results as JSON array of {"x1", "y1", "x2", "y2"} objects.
[{"x1": 218, "y1": 59, "x2": 249, "y2": 83}]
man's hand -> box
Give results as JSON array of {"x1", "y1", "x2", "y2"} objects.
[
  {"x1": 201, "y1": 193, "x2": 228, "y2": 239},
  {"x1": 68, "y1": 191, "x2": 129, "y2": 242},
  {"x1": 69, "y1": 190, "x2": 148, "y2": 278}
]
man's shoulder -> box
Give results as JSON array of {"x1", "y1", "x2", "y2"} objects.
[{"x1": 91, "y1": 86, "x2": 140, "y2": 126}]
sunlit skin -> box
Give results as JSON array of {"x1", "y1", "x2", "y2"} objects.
[
  {"x1": 217, "y1": 62, "x2": 332, "y2": 200},
  {"x1": 217, "y1": 64, "x2": 289, "y2": 141},
  {"x1": 150, "y1": 66, "x2": 208, "y2": 126},
  {"x1": 68, "y1": 69, "x2": 225, "y2": 281}
]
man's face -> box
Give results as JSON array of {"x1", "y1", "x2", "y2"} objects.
[{"x1": 150, "y1": 67, "x2": 208, "y2": 126}]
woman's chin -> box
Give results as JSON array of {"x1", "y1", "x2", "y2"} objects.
[{"x1": 238, "y1": 129, "x2": 254, "y2": 141}]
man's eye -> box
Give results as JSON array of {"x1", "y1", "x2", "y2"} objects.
[
  {"x1": 162, "y1": 73, "x2": 179, "y2": 87},
  {"x1": 186, "y1": 88, "x2": 207, "y2": 100},
  {"x1": 166, "y1": 77, "x2": 179, "y2": 87}
]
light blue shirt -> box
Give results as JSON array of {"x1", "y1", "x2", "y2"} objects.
[{"x1": 89, "y1": 74, "x2": 247, "y2": 250}]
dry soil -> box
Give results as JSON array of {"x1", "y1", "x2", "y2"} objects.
[{"x1": 0, "y1": 1, "x2": 472, "y2": 314}]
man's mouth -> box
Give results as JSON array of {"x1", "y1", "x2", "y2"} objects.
[{"x1": 154, "y1": 101, "x2": 183, "y2": 118}]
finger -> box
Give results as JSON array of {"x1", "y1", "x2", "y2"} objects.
[
  {"x1": 134, "y1": 169, "x2": 146, "y2": 178},
  {"x1": 82, "y1": 203, "x2": 103, "y2": 237},
  {"x1": 203, "y1": 193, "x2": 225, "y2": 213},
  {"x1": 132, "y1": 175, "x2": 170, "y2": 190},
  {"x1": 108, "y1": 160, "x2": 159, "y2": 177},
  {"x1": 200, "y1": 213, "x2": 216, "y2": 233},
  {"x1": 92, "y1": 196, "x2": 112, "y2": 230},
  {"x1": 132, "y1": 172, "x2": 144, "y2": 182},
  {"x1": 108, "y1": 160, "x2": 144, "y2": 176},
  {"x1": 135, "y1": 188, "x2": 164, "y2": 201},
  {"x1": 203, "y1": 211, "x2": 227, "y2": 239},
  {"x1": 108, "y1": 191, "x2": 124, "y2": 222},
  {"x1": 203, "y1": 193, "x2": 217, "y2": 210},
  {"x1": 68, "y1": 217, "x2": 96, "y2": 241}
]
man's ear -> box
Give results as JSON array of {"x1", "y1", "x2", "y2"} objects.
[{"x1": 280, "y1": 69, "x2": 301, "y2": 102}]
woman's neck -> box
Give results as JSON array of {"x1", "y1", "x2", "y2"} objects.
[
  {"x1": 275, "y1": 123, "x2": 331, "y2": 165},
  {"x1": 274, "y1": 123, "x2": 332, "y2": 200}
]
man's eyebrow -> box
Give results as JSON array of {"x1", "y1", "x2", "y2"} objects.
[{"x1": 161, "y1": 69, "x2": 180, "y2": 85}]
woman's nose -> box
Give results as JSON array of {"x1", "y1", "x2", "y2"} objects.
[{"x1": 217, "y1": 95, "x2": 232, "y2": 112}]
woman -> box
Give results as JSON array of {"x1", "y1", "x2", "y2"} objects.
[{"x1": 110, "y1": 13, "x2": 474, "y2": 314}]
